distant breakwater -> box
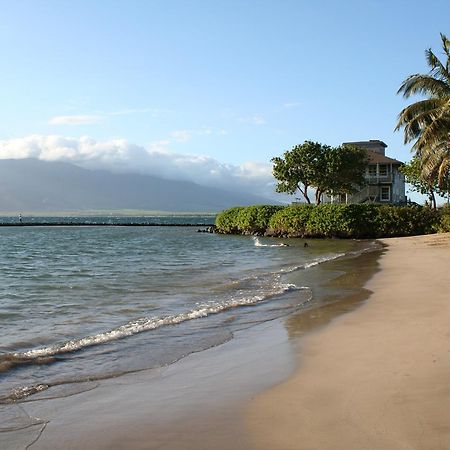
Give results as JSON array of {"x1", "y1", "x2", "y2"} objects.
[{"x1": 0, "y1": 222, "x2": 215, "y2": 228}]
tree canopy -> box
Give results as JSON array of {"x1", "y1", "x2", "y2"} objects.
[
  {"x1": 400, "y1": 156, "x2": 449, "y2": 209},
  {"x1": 272, "y1": 141, "x2": 368, "y2": 204},
  {"x1": 395, "y1": 33, "x2": 450, "y2": 188}
]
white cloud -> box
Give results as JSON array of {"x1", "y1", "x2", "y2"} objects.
[
  {"x1": 252, "y1": 116, "x2": 266, "y2": 125},
  {"x1": 170, "y1": 128, "x2": 227, "y2": 142},
  {"x1": 107, "y1": 108, "x2": 169, "y2": 118},
  {"x1": 49, "y1": 108, "x2": 168, "y2": 126},
  {"x1": 49, "y1": 115, "x2": 103, "y2": 125},
  {"x1": 239, "y1": 115, "x2": 266, "y2": 126},
  {"x1": 0, "y1": 135, "x2": 285, "y2": 201},
  {"x1": 283, "y1": 102, "x2": 301, "y2": 109},
  {"x1": 171, "y1": 130, "x2": 192, "y2": 142}
]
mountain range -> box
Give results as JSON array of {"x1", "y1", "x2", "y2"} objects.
[{"x1": 0, "y1": 158, "x2": 275, "y2": 213}]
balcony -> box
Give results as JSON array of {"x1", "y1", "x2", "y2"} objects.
[{"x1": 365, "y1": 174, "x2": 392, "y2": 184}]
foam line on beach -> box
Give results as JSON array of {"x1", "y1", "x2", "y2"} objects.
[
  {"x1": 5, "y1": 285, "x2": 302, "y2": 363},
  {"x1": 2, "y1": 250, "x2": 358, "y2": 373}
]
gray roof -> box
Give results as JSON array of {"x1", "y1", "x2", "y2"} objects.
[{"x1": 366, "y1": 150, "x2": 403, "y2": 165}]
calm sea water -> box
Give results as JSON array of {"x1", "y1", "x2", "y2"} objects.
[{"x1": 0, "y1": 217, "x2": 377, "y2": 427}]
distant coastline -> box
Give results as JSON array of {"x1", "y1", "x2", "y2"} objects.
[
  {"x1": 0, "y1": 213, "x2": 216, "y2": 227},
  {"x1": 0, "y1": 209, "x2": 218, "y2": 217}
]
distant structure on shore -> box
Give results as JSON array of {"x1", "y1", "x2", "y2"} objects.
[{"x1": 327, "y1": 140, "x2": 406, "y2": 205}]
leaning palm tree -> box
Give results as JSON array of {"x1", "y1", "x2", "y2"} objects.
[{"x1": 396, "y1": 33, "x2": 450, "y2": 186}]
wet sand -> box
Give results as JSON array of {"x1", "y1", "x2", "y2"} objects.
[
  {"x1": 246, "y1": 233, "x2": 450, "y2": 450},
  {"x1": 4, "y1": 319, "x2": 296, "y2": 450}
]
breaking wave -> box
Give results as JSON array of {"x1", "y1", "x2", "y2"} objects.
[
  {"x1": 252, "y1": 237, "x2": 289, "y2": 247},
  {"x1": 2, "y1": 283, "x2": 302, "y2": 368}
]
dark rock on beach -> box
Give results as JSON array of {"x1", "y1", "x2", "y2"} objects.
[{"x1": 197, "y1": 226, "x2": 216, "y2": 233}]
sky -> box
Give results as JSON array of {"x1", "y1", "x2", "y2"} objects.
[{"x1": 0, "y1": 0, "x2": 449, "y2": 202}]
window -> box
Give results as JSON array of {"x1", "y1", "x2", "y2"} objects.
[
  {"x1": 368, "y1": 165, "x2": 376, "y2": 176},
  {"x1": 380, "y1": 186, "x2": 390, "y2": 202},
  {"x1": 378, "y1": 165, "x2": 387, "y2": 176}
]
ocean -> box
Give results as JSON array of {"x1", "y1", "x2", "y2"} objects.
[{"x1": 0, "y1": 216, "x2": 379, "y2": 435}]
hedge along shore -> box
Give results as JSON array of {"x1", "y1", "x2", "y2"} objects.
[
  {"x1": 215, "y1": 204, "x2": 449, "y2": 238},
  {"x1": 246, "y1": 232, "x2": 450, "y2": 450}
]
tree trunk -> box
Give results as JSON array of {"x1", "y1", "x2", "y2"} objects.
[
  {"x1": 429, "y1": 189, "x2": 437, "y2": 210},
  {"x1": 299, "y1": 184, "x2": 311, "y2": 204},
  {"x1": 315, "y1": 189, "x2": 323, "y2": 205}
]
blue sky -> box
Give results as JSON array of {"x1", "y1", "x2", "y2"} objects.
[{"x1": 0, "y1": 0, "x2": 449, "y2": 200}]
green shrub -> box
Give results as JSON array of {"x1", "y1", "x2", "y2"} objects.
[
  {"x1": 215, "y1": 205, "x2": 283, "y2": 234},
  {"x1": 215, "y1": 207, "x2": 246, "y2": 233},
  {"x1": 235, "y1": 205, "x2": 284, "y2": 234},
  {"x1": 268, "y1": 204, "x2": 313, "y2": 236},
  {"x1": 436, "y1": 205, "x2": 450, "y2": 232},
  {"x1": 375, "y1": 205, "x2": 440, "y2": 237},
  {"x1": 337, "y1": 204, "x2": 381, "y2": 237},
  {"x1": 216, "y1": 203, "x2": 442, "y2": 238}
]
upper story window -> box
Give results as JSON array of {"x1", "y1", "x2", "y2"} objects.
[
  {"x1": 378, "y1": 165, "x2": 388, "y2": 176},
  {"x1": 368, "y1": 165, "x2": 377, "y2": 176}
]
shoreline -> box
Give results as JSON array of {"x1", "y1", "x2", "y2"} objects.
[
  {"x1": 5, "y1": 319, "x2": 296, "y2": 450},
  {"x1": 246, "y1": 233, "x2": 450, "y2": 449},
  {"x1": 1, "y1": 240, "x2": 380, "y2": 449}
]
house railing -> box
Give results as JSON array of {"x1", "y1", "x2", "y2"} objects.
[
  {"x1": 347, "y1": 185, "x2": 379, "y2": 203},
  {"x1": 365, "y1": 174, "x2": 392, "y2": 183}
]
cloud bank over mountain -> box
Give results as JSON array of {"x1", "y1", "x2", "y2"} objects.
[
  {"x1": 0, "y1": 135, "x2": 283, "y2": 201},
  {"x1": 0, "y1": 159, "x2": 276, "y2": 212}
]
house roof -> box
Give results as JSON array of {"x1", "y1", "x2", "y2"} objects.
[
  {"x1": 344, "y1": 140, "x2": 387, "y2": 149},
  {"x1": 366, "y1": 149, "x2": 403, "y2": 165}
]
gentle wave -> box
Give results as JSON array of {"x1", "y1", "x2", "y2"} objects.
[
  {"x1": 0, "y1": 245, "x2": 354, "y2": 406},
  {"x1": 252, "y1": 237, "x2": 289, "y2": 248},
  {"x1": 1, "y1": 251, "x2": 347, "y2": 371},
  {"x1": 4, "y1": 283, "x2": 302, "y2": 365},
  {"x1": 280, "y1": 252, "x2": 347, "y2": 273}
]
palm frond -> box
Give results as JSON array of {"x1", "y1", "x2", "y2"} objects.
[
  {"x1": 440, "y1": 33, "x2": 450, "y2": 62},
  {"x1": 420, "y1": 140, "x2": 449, "y2": 185},
  {"x1": 438, "y1": 155, "x2": 450, "y2": 187},
  {"x1": 397, "y1": 74, "x2": 450, "y2": 98},
  {"x1": 396, "y1": 98, "x2": 448, "y2": 144},
  {"x1": 397, "y1": 34, "x2": 450, "y2": 178},
  {"x1": 426, "y1": 49, "x2": 450, "y2": 83},
  {"x1": 413, "y1": 103, "x2": 450, "y2": 150}
]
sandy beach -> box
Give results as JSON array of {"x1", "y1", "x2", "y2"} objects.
[{"x1": 247, "y1": 233, "x2": 450, "y2": 450}]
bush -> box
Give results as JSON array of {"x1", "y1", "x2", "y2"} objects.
[
  {"x1": 216, "y1": 203, "x2": 443, "y2": 238},
  {"x1": 436, "y1": 205, "x2": 450, "y2": 232},
  {"x1": 268, "y1": 204, "x2": 314, "y2": 236},
  {"x1": 215, "y1": 205, "x2": 283, "y2": 234},
  {"x1": 235, "y1": 205, "x2": 284, "y2": 234},
  {"x1": 375, "y1": 205, "x2": 440, "y2": 237},
  {"x1": 215, "y1": 207, "x2": 246, "y2": 233}
]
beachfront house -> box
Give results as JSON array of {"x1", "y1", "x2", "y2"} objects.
[{"x1": 327, "y1": 140, "x2": 406, "y2": 205}]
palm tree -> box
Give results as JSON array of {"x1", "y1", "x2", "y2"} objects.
[{"x1": 395, "y1": 33, "x2": 450, "y2": 186}]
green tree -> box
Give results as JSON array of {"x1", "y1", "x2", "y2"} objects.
[
  {"x1": 400, "y1": 156, "x2": 450, "y2": 209},
  {"x1": 400, "y1": 156, "x2": 438, "y2": 209},
  {"x1": 395, "y1": 33, "x2": 450, "y2": 187},
  {"x1": 272, "y1": 141, "x2": 367, "y2": 205},
  {"x1": 272, "y1": 141, "x2": 324, "y2": 204},
  {"x1": 315, "y1": 144, "x2": 368, "y2": 204}
]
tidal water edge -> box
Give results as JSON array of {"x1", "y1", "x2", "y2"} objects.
[{"x1": 0, "y1": 217, "x2": 381, "y2": 447}]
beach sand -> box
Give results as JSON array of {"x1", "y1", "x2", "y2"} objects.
[
  {"x1": 9, "y1": 318, "x2": 295, "y2": 450},
  {"x1": 246, "y1": 233, "x2": 450, "y2": 450}
]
